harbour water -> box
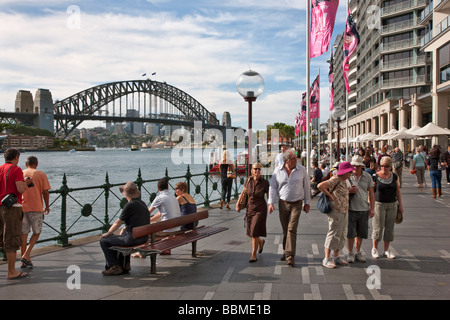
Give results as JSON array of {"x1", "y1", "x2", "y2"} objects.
[{"x1": 16, "y1": 147, "x2": 245, "y2": 247}]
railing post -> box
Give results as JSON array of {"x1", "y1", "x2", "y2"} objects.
[
  {"x1": 185, "y1": 165, "x2": 192, "y2": 194},
  {"x1": 204, "y1": 165, "x2": 210, "y2": 207},
  {"x1": 135, "y1": 168, "x2": 143, "y2": 191},
  {"x1": 103, "y1": 172, "x2": 111, "y2": 233},
  {"x1": 58, "y1": 173, "x2": 69, "y2": 247}
]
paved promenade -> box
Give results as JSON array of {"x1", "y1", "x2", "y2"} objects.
[{"x1": 1, "y1": 172, "x2": 449, "y2": 302}]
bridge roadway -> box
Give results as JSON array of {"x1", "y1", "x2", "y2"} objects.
[{"x1": 1, "y1": 173, "x2": 449, "y2": 302}]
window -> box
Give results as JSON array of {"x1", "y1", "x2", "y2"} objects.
[{"x1": 439, "y1": 42, "x2": 450, "y2": 83}]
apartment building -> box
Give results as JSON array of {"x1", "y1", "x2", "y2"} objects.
[{"x1": 330, "y1": 0, "x2": 449, "y2": 150}]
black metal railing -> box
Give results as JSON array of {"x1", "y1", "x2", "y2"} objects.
[{"x1": 37, "y1": 165, "x2": 251, "y2": 247}]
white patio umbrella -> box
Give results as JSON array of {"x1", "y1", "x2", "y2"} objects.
[
  {"x1": 390, "y1": 127, "x2": 417, "y2": 140},
  {"x1": 406, "y1": 125, "x2": 421, "y2": 134},
  {"x1": 352, "y1": 133, "x2": 367, "y2": 143},
  {"x1": 414, "y1": 122, "x2": 450, "y2": 136},
  {"x1": 375, "y1": 128, "x2": 398, "y2": 141},
  {"x1": 361, "y1": 132, "x2": 379, "y2": 141}
]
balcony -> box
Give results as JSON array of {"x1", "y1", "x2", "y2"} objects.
[
  {"x1": 380, "y1": 55, "x2": 429, "y2": 71},
  {"x1": 382, "y1": 0, "x2": 426, "y2": 17},
  {"x1": 382, "y1": 19, "x2": 416, "y2": 35},
  {"x1": 381, "y1": 38, "x2": 420, "y2": 53},
  {"x1": 381, "y1": 75, "x2": 428, "y2": 89}
]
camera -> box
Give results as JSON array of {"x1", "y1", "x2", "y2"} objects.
[{"x1": 26, "y1": 177, "x2": 34, "y2": 188}]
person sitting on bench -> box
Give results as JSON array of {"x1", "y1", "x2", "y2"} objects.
[
  {"x1": 148, "y1": 179, "x2": 181, "y2": 254},
  {"x1": 100, "y1": 182, "x2": 150, "y2": 276}
]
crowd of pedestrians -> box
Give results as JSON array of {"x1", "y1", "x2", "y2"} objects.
[{"x1": 2, "y1": 141, "x2": 448, "y2": 279}]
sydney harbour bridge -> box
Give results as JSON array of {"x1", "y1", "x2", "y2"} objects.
[{"x1": 0, "y1": 79, "x2": 236, "y2": 138}]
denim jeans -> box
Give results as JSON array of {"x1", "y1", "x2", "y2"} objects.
[
  {"x1": 100, "y1": 231, "x2": 147, "y2": 267},
  {"x1": 429, "y1": 170, "x2": 442, "y2": 189}
]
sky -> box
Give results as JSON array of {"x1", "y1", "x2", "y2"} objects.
[{"x1": 0, "y1": 0, "x2": 348, "y2": 131}]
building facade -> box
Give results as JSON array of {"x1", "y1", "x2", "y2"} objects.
[{"x1": 330, "y1": 0, "x2": 449, "y2": 151}]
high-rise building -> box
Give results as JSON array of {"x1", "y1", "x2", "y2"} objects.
[{"x1": 330, "y1": 0, "x2": 449, "y2": 149}]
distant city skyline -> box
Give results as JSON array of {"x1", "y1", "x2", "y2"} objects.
[{"x1": 0, "y1": 0, "x2": 348, "y2": 130}]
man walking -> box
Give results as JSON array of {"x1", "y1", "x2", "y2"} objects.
[
  {"x1": 347, "y1": 155, "x2": 375, "y2": 263},
  {"x1": 268, "y1": 148, "x2": 311, "y2": 266},
  {"x1": 391, "y1": 147, "x2": 404, "y2": 188},
  {"x1": 20, "y1": 156, "x2": 51, "y2": 268},
  {"x1": 0, "y1": 148, "x2": 33, "y2": 279}
]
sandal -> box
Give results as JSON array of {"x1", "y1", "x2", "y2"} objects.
[
  {"x1": 20, "y1": 258, "x2": 33, "y2": 268},
  {"x1": 8, "y1": 272, "x2": 28, "y2": 280}
]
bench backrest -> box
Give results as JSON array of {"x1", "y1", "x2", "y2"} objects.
[{"x1": 132, "y1": 210, "x2": 209, "y2": 239}]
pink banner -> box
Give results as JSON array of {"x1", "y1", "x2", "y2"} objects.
[
  {"x1": 343, "y1": 8, "x2": 360, "y2": 93},
  {"x1": 311, "y1": 0, "x2": 340, "y2": 58},
  {"x1": 310, "y1": 75, "x2": 320, "y2": 119}
]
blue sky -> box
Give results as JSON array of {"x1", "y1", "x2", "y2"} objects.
[{"x1": 0, "y1": 0, "x2": 348, "y2": 130}]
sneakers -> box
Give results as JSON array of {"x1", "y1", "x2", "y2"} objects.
[
  {"x1": 371, "y1": 248, "x2": 380, "y2": 259},
  {"x1": 322, "y1": 258, "x2": 336, "y2": 269},
  {"x1": 372, "y1": 248, "x2": 396, "y2": 259},
  {"x1": 322, "y1": 256, "x2": 348, "y2": 268},
  {"x1": 355, "y1": 252, "x2": 366, "y2": 262},
  {"x1": 347, "y1": 252, "x2": 355, "y2": 263},
  {"x1": 333, "y1": 256, "x2": 349, "y2": 266},
  {"x1": 384, "y1": 250, "x2": 396, "y2": 259}
]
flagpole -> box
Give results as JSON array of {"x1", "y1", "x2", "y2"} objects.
[
  {"x1": 306, "y1": 0, "x2": 311, "y2": 175},
  {"x1": 345, "y1": 0, "x2": 350, "y2": 162},
  {"x1": 318, "y1": 67, "x2": 321, "y2": 161},
  {"x1": 329, "y1": 46, "x2": 334, "y2": 166}
]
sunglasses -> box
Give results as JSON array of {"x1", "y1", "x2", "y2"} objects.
[
  {"x1": 253, "y1": 168, "x2": 261, "y2": 171},
  {"x1": 380, "y1": 165, "x2": 391, "y2": 168}
]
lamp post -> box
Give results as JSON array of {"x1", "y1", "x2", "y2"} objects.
[
  {"x1": 332, "y1": 106, "x2": 346, "y2": 160},
  {"x1": 236, "y1": 70, "x2": 264, "y2": 176},
  {"x1": 320, "y1": 124, "x2": 328, "y2": 156}
]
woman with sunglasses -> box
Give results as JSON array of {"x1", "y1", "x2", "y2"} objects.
[
  {"x1": 371, "y1": 156, "x2": 404, "y2": 259},
  {"x1": 236, "y1": 163, "x2": 269, "y2": 262}
]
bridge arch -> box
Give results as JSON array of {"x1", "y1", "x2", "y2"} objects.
[{"x1": 54, "y1": 79, "x2": 220, "y2": 137}]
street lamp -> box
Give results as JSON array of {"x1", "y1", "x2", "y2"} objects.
[
  {"x1": 236, "y1": 70, "x2": 264, "y2": 176},
  {"x1": 332, "y1": 106, "x2": 346, "y2": 160}
]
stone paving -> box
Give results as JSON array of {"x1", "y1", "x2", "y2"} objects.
[{"x1": 1, "y1": 172, "x2": 449, "y2": 301}]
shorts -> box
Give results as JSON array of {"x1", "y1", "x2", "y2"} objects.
[
  {"x1": 22, "y1": 211, "x2": 44, "y2": 235},
  {"x1": 347, "y1": 210, "x2": 369, "y2": 239},
  {"x1": 0, "y1": 205, "x2": 23, "y2": 252}
]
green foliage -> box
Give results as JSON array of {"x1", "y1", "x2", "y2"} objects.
[{"x1": 0, "y1": 124, "x2": 53, "y2": 137}]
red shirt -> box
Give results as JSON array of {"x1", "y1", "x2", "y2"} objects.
[{"x1": 0, "y1": 163, "x2": 25, "y2": 205}]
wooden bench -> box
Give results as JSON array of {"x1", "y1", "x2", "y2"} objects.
[{"x1": 111, "y1": 210, "x2": 228, "y2": 274}]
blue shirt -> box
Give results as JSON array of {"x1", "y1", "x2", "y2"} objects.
[{"x1": 268, "y1": 164, "x2": 311, "y2": 205}]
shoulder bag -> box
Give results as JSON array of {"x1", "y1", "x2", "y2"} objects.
[
  {"x1": 236, "y1": 178, "x2": 250, "y2": 211},
  {"x1": 316, "y1": 179, "x2": 339, "y2": 214},
  {"x1": 1, "y1": 166, "x2": 18, "y2": 208}
]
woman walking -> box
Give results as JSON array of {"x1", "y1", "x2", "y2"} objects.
[
  {"x1": 219, "y1": 150, "x2": 236, "y2": 210},
  {"x1": 236, "y1": 163, "x2": 269, "y2": 262},
  {"x1": 412, "y1": 147, "x2": 426, "y2": 188},
  {"x1": 371, "y1": 156, "x2": 404, "y2": 259},
  {"x1": 427, "y1": 145, "x2": 444, "y2": 198},
  {"x1": 318, "y1": 161, "x2": 356, "y2": 269}
]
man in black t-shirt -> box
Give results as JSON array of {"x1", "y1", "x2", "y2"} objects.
[{"x1": 100, "y1": 182, "x2": 150, "y2": 276}]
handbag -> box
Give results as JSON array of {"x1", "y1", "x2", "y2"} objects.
[
  {"x1": 395, "y1": 204, "x2": 403, "y2": 224},
  {"x1": 237, "y1": 178, "x2": 250, "y2": 211},
  {"x1": 316, "y1": 180, "x2": 339, "y2": 214},
  {"x1": 1, "y1": 166, "x2": 18, "y2": 208},
  {"x1": 227, "y1": 167, "x2": 236, "y2": 179}
]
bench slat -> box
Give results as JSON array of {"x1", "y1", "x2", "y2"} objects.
[
  {"x1": 132, "y1": 210, "x2": 209, "y2": 239},
  {"x1": 136, "y1": 226, "x2": 228, "y2": 256}
]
